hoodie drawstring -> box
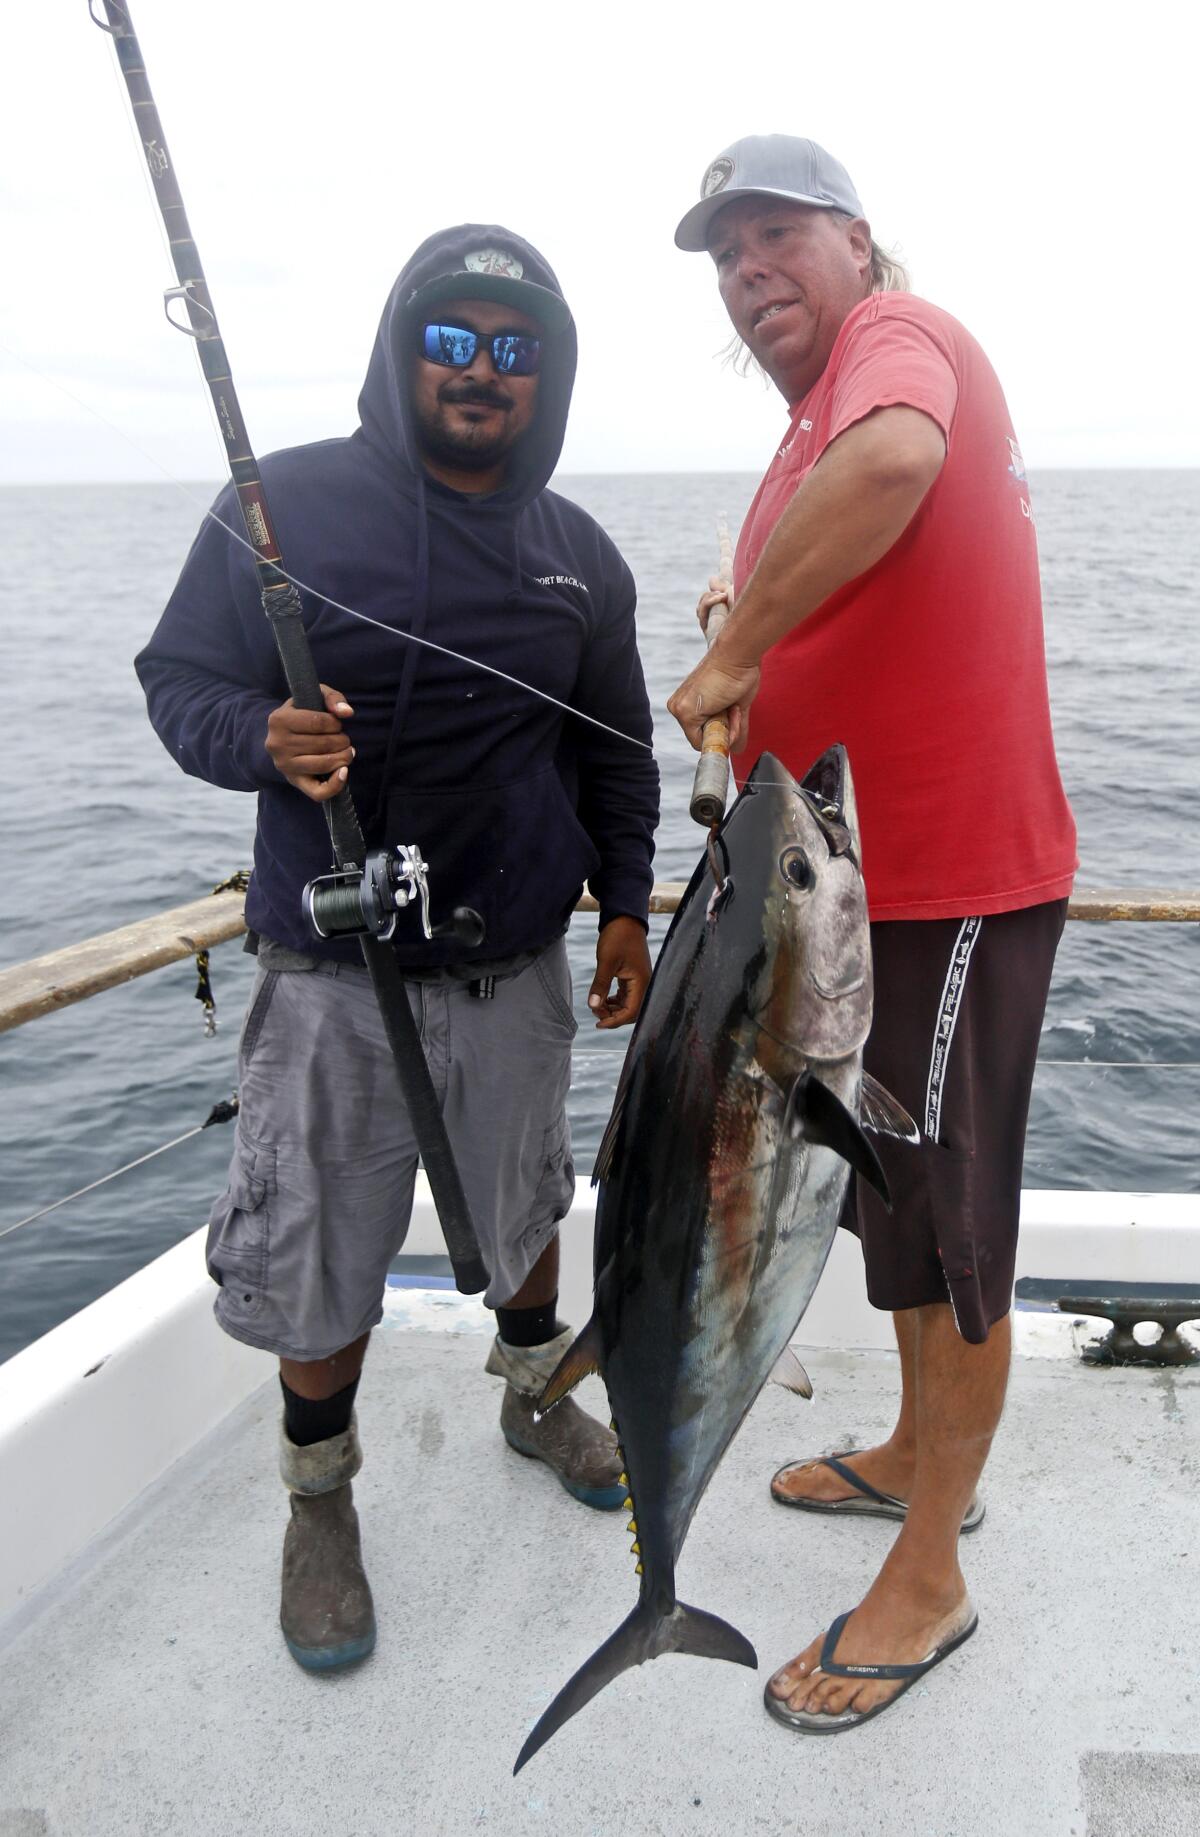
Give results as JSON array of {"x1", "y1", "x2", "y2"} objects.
[
  {"x1": 368, "y1": 471, "x2": 432, "y2": 838},
  {"x1": 504, "y1": 507, "x2": 526, "y2": 609}
]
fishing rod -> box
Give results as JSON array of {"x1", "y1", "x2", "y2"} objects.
[{"x1": 90, "y1": 0, "x2": 489, "y2": 1295}]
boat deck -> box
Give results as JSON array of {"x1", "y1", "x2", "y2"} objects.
[{"x1": 1, "y1": 1315, "x2": 1197, "y2": 1836}]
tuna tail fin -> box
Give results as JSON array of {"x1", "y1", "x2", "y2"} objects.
[{"x1": 513, "y1": 1596, "x2": 756, "y2": 1775}]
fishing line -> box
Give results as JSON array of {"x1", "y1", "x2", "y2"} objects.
[
  {"x1": 1035, "y1": 1059, "x2": 1200, "y2": 1069},
  {"x1": 0, "y1": 1095, "x2": 238, "y2": 1245},
  {"x1": 0, "y1": 1048, "x2": 1187, "y2": 1249},
  {"x1": 0, "y1": 336, "x2": 653, "y2": 755}
]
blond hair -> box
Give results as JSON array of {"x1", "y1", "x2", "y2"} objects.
[
  {"x1": 722, "y1": 213, "x2": 911, "y2": 377},
  {"x1": 837, "y1": 215, "x2": 912, "y2": 295}
]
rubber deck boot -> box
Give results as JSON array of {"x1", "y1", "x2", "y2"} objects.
[
  {"x1": 486, "y1": 1326, "x2": 628, "y2": 1511},
  {"x1": 279, "y1": 1415, "x2": 376, "y2": 1671}
]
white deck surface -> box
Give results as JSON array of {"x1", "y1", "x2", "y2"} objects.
[{"x1": 1, "y1": 1320, "x2": 1198, "y2": 1836}]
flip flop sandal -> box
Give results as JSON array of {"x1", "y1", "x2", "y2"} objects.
[
  {"x1": 769, "y1": 1452, "x2": 985, "y2": 1533},
  {"x1": 763, "y1": 1606, "x2": 979, "y2": 1735}
]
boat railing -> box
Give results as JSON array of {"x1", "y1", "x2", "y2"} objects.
[{"x1": 1, "y1": 883, "x2": 1198, "y2": 1036}]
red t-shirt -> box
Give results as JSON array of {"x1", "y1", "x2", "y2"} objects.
[{"x1": 734, "y1": 292, "x2": 1077, "y2": 921}]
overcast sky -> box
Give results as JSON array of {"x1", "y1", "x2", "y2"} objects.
[{"x1": 3, "y1": 0, "x2": 1197, "y2": 483}]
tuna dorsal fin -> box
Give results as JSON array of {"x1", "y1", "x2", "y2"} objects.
[
  {"x1": 785, "y1": 1072, "x2": 891, "y2": 1208},
  {"x1": 860, "y1": 1073, "x2": 920, "y2": 1143},
  {"x1": 769, "y1": 1346, "x2": 814, "y2": 1399},
  {"x1": 535, "y1": 1315, "x2": 603, "y2": 1416}
]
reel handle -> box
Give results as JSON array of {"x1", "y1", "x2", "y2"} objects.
[{"x1": 431, "y1": 907, "x2": 486, "y2": 949}]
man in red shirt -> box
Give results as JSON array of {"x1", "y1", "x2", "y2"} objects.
[{"x1": 668, "y1": 136, "x2": 1076, "y2": 1734}]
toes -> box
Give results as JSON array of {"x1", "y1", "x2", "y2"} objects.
[
  {"x1": 807, "y1": 1674, "x2": 842, "y2": 1713},
  {"x1": 768, "y1": 1662, "x2": 810, "y2": 1697},
  {"x1": 771, "y1": 1462, "x2": 816, "y2": 1499},
  {"x1": 782, "y1": 1673, "x2": 821, "y2": 1712},
  {"x1": 768, "y1": 1637, "x2": 824, "y2": 1696},
  {"x1": 848, "y1": 1679, "x2": 900, "y2": 1717}
]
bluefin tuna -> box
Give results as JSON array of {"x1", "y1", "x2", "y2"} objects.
[{"x1": 514, "y1": 745, "x2": 916, "y2": 1773}]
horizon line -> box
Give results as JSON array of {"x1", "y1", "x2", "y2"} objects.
[{"x1": 2, "y1": 462, "x2": 1199, "y2": 489}]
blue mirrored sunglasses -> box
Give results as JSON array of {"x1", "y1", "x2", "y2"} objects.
[{"x1": 420, "y1": 322, "x2": 542, "y2": 376}]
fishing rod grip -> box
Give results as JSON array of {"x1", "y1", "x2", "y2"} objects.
[
  {"x1": 360, "y1": 940, "x2": 491, "y2": 1294},
  {"x1": 689, "y1": 522, "x2": 735, "y2": 828},
  {"x1": 264, "y1": 582, "x2": 326, "y2": 712},
  {"x1": 264, "y1": 582, "x2": 366, "y2": 863}
]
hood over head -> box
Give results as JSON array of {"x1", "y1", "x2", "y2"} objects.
[{"x1": 357, "y1": 223, "x2": 577, "y2": 504}]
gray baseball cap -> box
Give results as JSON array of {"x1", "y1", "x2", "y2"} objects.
[{"x1": 674, "y1": 135, "x2": 865, "y2": 251}]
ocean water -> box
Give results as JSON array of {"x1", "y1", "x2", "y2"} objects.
[{"x1": 0, "y1": 472, "x2": 1196, "y2": 1364}]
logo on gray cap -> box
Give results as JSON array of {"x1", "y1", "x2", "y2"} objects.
[
  {"x1": 701, "y1": 158, "x2": 733, "y2": 199},
  {"x1": 464, "y1": 248, "x2": 525, "y2": 279}
]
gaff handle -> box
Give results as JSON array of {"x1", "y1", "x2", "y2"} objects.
[{"x1": 688, "y1": 520, "x2": 735, "y2": 828}]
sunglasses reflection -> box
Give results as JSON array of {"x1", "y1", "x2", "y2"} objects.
[{"x1": 421, "y1": 322, "x2": 542, "y2": 376}]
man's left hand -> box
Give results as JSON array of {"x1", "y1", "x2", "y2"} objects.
[{"x1": 588, "y1": 917, "x2": 652, "y2": 1029}]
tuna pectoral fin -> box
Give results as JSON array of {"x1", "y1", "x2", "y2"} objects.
[
  {"x1": 514, "y1": 1598, "x2": 756, "y2": 1775},
  {"x1": 535, "y1": 1315, "x2": 603, "y2": 1416},
  {"x1": 592, "y1": 1049, "x2": 635, "y2": 1185},
  {"x1": 787, "y1": 1072, "x2": 891, "y2": 1208},
  {"x1": 770, "y1": 1346, "x2": 814, "y2": 1399},
  {"x1": 861, "y1": 1072, "x2": 920, "y2": 1143}
]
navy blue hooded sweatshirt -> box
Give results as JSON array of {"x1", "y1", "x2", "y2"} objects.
[{"x1": 136, "y1": 226, "x2": 659, "y2": 966}]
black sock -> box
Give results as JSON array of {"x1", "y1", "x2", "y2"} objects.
[
  {"x1": 495, "y1": 1296, "x2": 561, "y2": 1349},
  {"x1": 280, "y1": 1374, "x2": 360, "y2": 1448}
]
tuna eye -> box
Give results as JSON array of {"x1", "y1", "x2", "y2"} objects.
[{"x1": 779, "y1": 848, "x2": 813, "y2": 889}]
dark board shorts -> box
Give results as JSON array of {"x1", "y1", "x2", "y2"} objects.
[{"x1": 841, "y1": 898, "x2": 1069, "y2": 1343}]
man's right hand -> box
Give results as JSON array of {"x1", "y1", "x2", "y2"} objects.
[{"x1": 265, "y1": 683, "x2": 355, "y2": 802}]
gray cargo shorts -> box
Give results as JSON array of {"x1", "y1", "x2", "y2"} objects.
[{"x1": 205, "y1": 937, "x2": 578, "y2": 1359}]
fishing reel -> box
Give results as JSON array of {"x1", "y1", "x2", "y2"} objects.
[{"x1": 302, "y1": 845, "x2": 485, "y2": 949}]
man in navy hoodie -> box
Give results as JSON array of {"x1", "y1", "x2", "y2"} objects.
[{"x1": 137, "y1": 226, "x2": 659, "y2": 1672}]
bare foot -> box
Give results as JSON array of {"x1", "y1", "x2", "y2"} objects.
[
  {"x1": 770, "y1": 1443, "x2": 915, "y2": 1507},
  {"x1": 766, "y1": 1575, "x2": 974, "y2": 1723}
]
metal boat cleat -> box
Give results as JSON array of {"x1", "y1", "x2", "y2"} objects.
[{"x1": 1017, "y1": 1279, "x2": 1200, "y2": 1366}]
